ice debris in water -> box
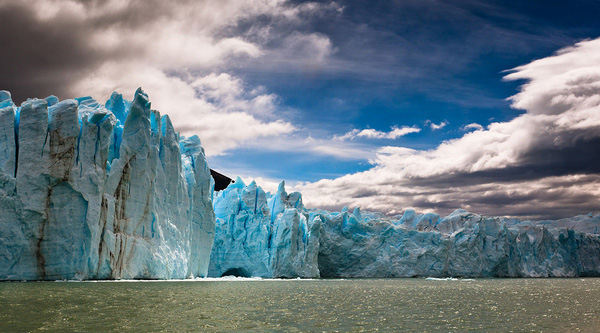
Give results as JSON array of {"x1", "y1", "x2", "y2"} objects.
[{"x1": 0, "y1": 89, "x2": 215, "y2": 281}]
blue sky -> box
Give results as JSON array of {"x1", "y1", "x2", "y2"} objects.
[
  {"x1": 2, "y1": 0, "x2": 600, "y2": 218},
  {"x1": 209, "y1": 0, "x2": 600, "y2": 183}
]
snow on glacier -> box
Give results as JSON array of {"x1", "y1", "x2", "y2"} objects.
[
  {"x1": 0, "y1": 89, "x2": 215, "y2": 280},
  {"x1": 209, "y1": 180, "x2": 600, "y2": 278}
]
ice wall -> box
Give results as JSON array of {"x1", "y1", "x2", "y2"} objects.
[
  {"x1": 209, "y1": 180, "x2": 600, "y2": 278},
  {"x1": 208, "y1": 180, "x2": 320, "y2": 278},
  {"x1": 318, "y1": 209, "x2": 600, "y2": 278},
  {"x1": 0, "y1": 89, "x2": 215, "y2": 280}
]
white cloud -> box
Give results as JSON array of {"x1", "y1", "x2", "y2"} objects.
[
  {"x1": 190, "y1": 73, "x2": 279, "y2": 117},
  {"x1": 240, "y1": 134, "x2": 377, "y2": 161},
  {"x1": 334, "y1": 126, "x2": 421, "y2": 141},
  {"x1": 295, "y1": 38, "x2": 600, "y2": 219},
  {"x1": 427, "y1": 120, "x2": 448, "y2": 130},
  {"x1": 462, "y1": 123, "x2": 484, "y2": 131},
  {"x1": 239, "y1": 176, "x2": 285, "y2": 194},
  {"x1": 280, "y1": 32, "x2": 335, "y2": 69},
  {"x1": 292, "y1": 173, "x2": 600, "y2": 219},
  {"x1": 6, "y1": 0, "x2": 339, "y2": 156}
]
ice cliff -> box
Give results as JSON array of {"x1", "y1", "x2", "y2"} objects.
[
  {"x1": 209, "y1": 179, "x2": 320, "y2": 278},
  {"x1": 0, "y1": 89, "x2": 215, "y2": 281},
  {"x1": 318, "y1": 209, "x2": 600, "y2": 278},
  {"x1": 209, "y1": 181, "x2": 600, "y2": 278}
]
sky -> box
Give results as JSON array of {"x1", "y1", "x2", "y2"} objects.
[{"x1": 1, "y1": 0, "x2": 600, "y2": 219}]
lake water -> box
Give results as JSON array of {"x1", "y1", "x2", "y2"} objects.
[{"x1": 1, "y1": 278, "x2": 599, "y2": 332}]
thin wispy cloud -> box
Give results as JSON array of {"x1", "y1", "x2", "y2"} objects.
[
  {"x1": 462, "y1": 123, "x2": 484, "y2": 131},
  {"x1": 242, "y1": 134, "x2": 377, "y2": 161},
  {"x1": 334, "y1": 126, "x2": 421, "y2": 141}
]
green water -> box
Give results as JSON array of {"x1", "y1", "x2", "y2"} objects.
[{"x1": 1, "y1": 278, "x2": 599, "y2": 332}]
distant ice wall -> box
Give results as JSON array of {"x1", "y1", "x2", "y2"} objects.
[
  {"x1": 0, "y1": 89, "x2": 215, "y2": 281},
  {"x1": 318, "y1": 209, "x2": 600, "y2": 278}
]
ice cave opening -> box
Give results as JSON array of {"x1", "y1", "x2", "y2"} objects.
[{"x1": 221, "y1": 268, "x2": 251, "y2": 278}]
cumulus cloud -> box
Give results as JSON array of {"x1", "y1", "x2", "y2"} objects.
[
  {"x1": 426, "y1": 120, "x2": 448, "y2": 130},
  {"x1": 334, "y1": 126, "x2": 421, "y2": 141},
  {"x1": 0, "y1": 0, "x2": 339, "y2": 155},
  {"x1": 295, "y1": 38, "x2": 600, "y2": 219}
]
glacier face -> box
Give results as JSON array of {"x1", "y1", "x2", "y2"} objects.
[
  {"x1": 208, "y1": 179, "x2": 320, "y2": 278},
  {"x1": 0, "y1": 89, "x2": 215, "y2": 281},
  {"x1": 209, "y1": 181, "x2": 600, "y2": 278},
  {"x1": 318, "y1": 209, "x2": 600, "y2": 278}
]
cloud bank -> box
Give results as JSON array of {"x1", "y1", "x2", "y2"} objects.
[{"x1": 296, "y1": 38, "x2": 600, "y2": 219}]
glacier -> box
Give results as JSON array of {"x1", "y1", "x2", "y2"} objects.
[
  {"x1": 209, "y1": 180, "x2": 600, "y2": 278},
  {"x1": 2, "y1": 88, "x2": 600, "y2": 281},
  {"x1": 0, "y1": 89, "x2": 215, "y2": 281}
]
